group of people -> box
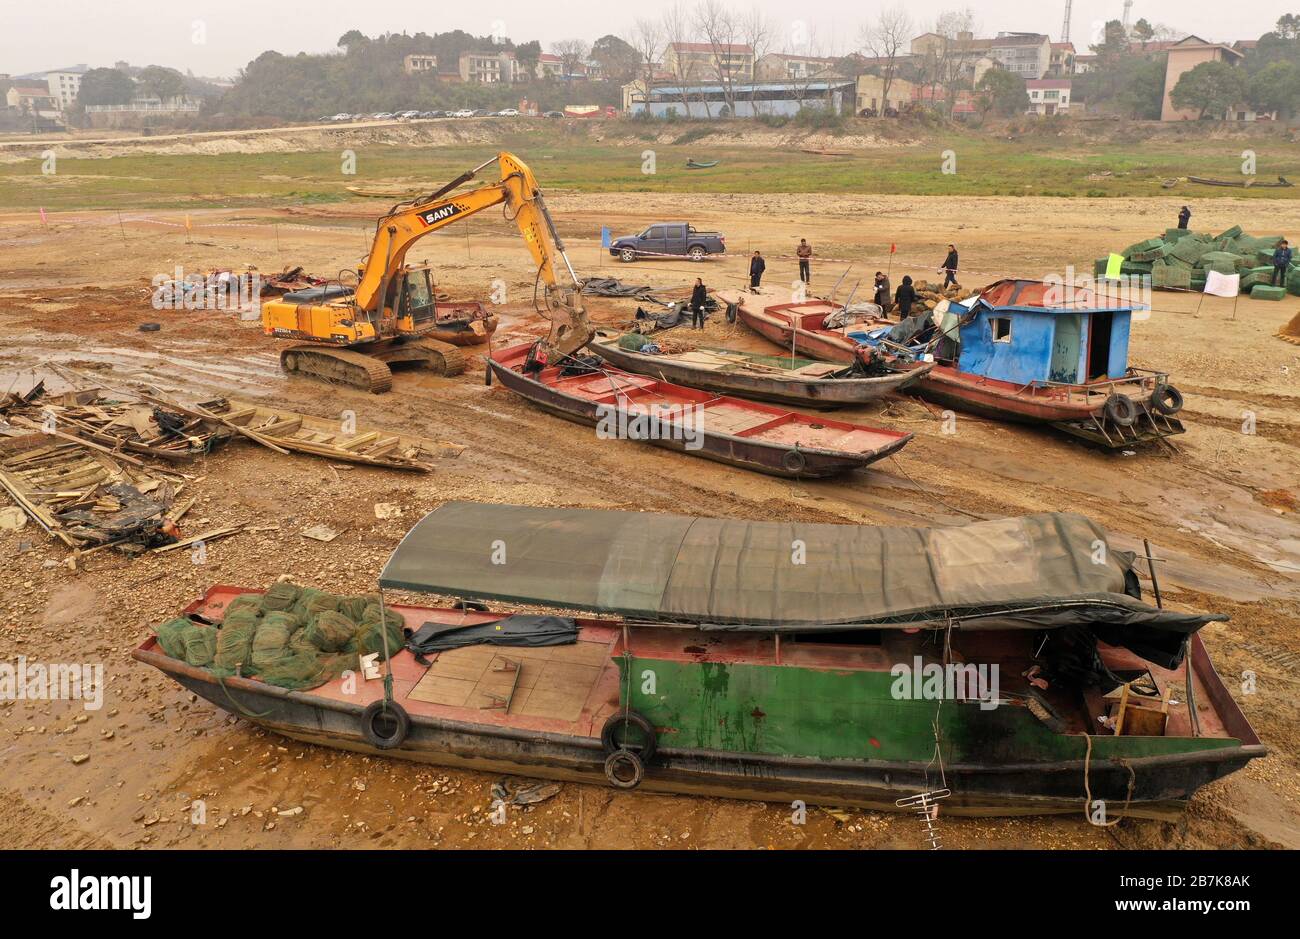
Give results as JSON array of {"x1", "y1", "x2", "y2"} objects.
[{"x1": 683, "y1": 239, "x2": 963, "y2": 330}]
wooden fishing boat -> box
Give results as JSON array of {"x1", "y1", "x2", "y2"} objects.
[
  {"x1": 901, "y1": 280, "x2": 1187, "y2": 448},
  {"x1": 718, "y1": 290, "x2": 895, "y2": 366},
  {"x1": 201, "y1": 397, "x2": 450, "y2": 471},
  {"x1": 486, "y1": 341, "x2": 912, "y2": 477},
  {"x1": 134, "y1": 502, "x2": 1266, "y2": 819},
  {"x1": 588, "y1": 330, "x2": 932, "y2": 408},
  {"x1": 1188, "y1": 175, "x2": 1292, "y2": 189},
  {"x1": 685, "y1": 159, "x2": 719, "y2": 169}
]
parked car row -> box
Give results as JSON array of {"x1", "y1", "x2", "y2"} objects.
[{"x1": 319, "y1": 108, "x2": 556, "y2": 122}]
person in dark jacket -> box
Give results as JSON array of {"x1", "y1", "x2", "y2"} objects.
[
  {"x1": 1177, "y1": 206, "x2": 1191, "y2": 230},
  {"x1": 873, "y1": 271, "x2": 891, "y2": 310},
  {"x1": 939, "y1": 245, "x2": 959, "y2": 288},
  {"x1": 749, "y1": 251, "x2": 766, "y2": 289},
  {"x1": 689, "y1": 277, "x2": 708, "y2": 329},
  {"x1": 894, "y1": 275, "x2": 916, "y2": 318},
  {"x1": 1272, "y1": 240, "x2": 1293, "y2": 286}
]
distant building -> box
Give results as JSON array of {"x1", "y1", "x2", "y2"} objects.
[
  {"x1": 855, "y1": 75, "x2": 915, "y2": 114},
  {"x1": 1025, "y1": 78, "x2": 1072, "y2": 115},
  {"x1": 662, "y1": 41, "x2": 754, "y2": 81},
  {"x1": 1160, "y1": 36, "x2": 1247, "y2": 121},
  {"x1": 755, "y1": 53, "x2": 842, "y2": 81},
  {"x1": 5, "y1": 83, "x2": 59, "y2": 116},
  {"x1": 536, "y1": 53, "x2": 565, "y2": 79},
  {"x1": 458, "y1": 51, "x2": 519, "y2": 84},
  {"x1": 83, "y1": 94, "x2": 201, "y2": 127},
  {"x1": 1072, "y1": 53, "x2": 1099, "y2": 74},
  {"x1": 988, "y1": 33, "x2": 1052, "y2": 80},
  {"x1": 630, "y1": 78, "x2": 852, "y2": 118},
  {"x1": 403, "y1": 54, "x2": 437, "y2": 75},
  {"x1": 44, "y1": 65, "x2": 89, "y2": 110},
  {"x1": 1048, "y1": 43, "x2": 1075, "y2": 77}
]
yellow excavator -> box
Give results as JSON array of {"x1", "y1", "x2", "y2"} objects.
[{"x1": 261, "y1": 151, "x2": 592, "y2": 392}]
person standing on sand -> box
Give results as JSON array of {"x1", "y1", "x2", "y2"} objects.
[
  {"x1": 873, "y1": 271, "x2": 891, "y2": 310},
  {"x1": 1178, "y1": 206, "x2": 1191, "y2": 230},
  {"x1": 689, "y1": 277, "x2": 708, "y2": 329},
  {"x1": 749, "y1": 251, "x2": 766, "y2": 290},
  {"x1": 940, "y1": 244, "x2": 959, "y2": 288},
  {"x1": 1272, "y1": 240, "x2": 1292, "y2": 286},
  {"x1": 796, "y1": 239, "x2": 813, "y2": 284},
  {"x1": 894, "y1": 275, "x2": 916, "y2": 318}
]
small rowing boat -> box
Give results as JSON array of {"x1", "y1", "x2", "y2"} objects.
[
  {"x1": 718, "y1": 290, "x2": 896, "y2": 365},
  {"x1": 588, "y1": 329, "x2": 931, "y2": 408},
  {"x1": 486, "y1": 341, "x2": 912, "y2": 477}
]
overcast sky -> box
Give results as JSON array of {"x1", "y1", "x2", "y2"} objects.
[{"x1": 0, "y1": 1, "x2": 1282, "y2": 78}]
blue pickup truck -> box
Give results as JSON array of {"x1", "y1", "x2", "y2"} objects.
[{"x1": 609, "y1": 222, "x2": 726, "y2": 262}]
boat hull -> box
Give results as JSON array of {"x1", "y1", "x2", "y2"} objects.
[
  {"x1": 590, "y1": 336, "x2": 931, "y2": 408},
  {"x1": 487, "y1": 346, "x2": 912, "y2": 478},
  {"x1": 135, "y1": 644, "x2": 1261, "y2": 820}
]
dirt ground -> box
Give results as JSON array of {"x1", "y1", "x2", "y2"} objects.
[{"x1": 0, "y1": 190, "x2": 1297, "y2": 850}]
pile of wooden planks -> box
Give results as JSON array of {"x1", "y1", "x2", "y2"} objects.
[
  {"x1": 0, "y1": 434, "x2": 178, "y2": 549},
  {"x1": 0, "y1": 386, "x2": 232, "y2": 461},
  {"x1": 201, "y1": 397, "x2": 446, "y2": 471}
]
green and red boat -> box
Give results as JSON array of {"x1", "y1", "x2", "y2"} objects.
[{"x1": 134, "y1": 502, "x2": 1263, "y2": 819}]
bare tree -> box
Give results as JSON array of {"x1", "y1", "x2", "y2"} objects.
[
  {"x1": 662, "y1": 2, "x2": 701, "y2": 117},
  {"x1": 738, "y1": 4, "x2": 773, "y2": 115},
  {"x1": 695, "y1": 0, "x2": 743, "y2": 118},
  {"x1": 920, "y1": 9, "x2": 976, "y2": 118},
  {"x1": 551, "y1": 39, "x2": 591, "y2": 79},
  {"x1": 629, "y1": 18, "x2": 662, "y2": 115},
  {"x1": 862, "y1": 5, "x2": 913, "y2": 115}
]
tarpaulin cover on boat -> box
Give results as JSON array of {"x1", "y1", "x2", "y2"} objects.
[{"x1": 380, "y1": 503, "x2": 1221, "y2": 640}]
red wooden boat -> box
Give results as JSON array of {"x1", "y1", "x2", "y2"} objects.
[
  {"x1": 486, "y1": 341, "x2": 912, "y2": 477},
  {"x1": 717, "y1": 290, "x2": 894, "y2": 365}
]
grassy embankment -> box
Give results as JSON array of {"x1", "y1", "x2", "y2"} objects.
[{"x1": 1, "y1": 122, "x2": 1298, "y2": 211}]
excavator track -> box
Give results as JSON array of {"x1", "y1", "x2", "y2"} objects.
[
  {"x1": 411, "y1": 338, "x2": 466, "y2": 376},
  {"x1": 280, "y1": 345, "x2": 394, "y2": 394}
]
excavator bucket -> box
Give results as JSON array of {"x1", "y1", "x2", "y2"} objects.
[{"x1": 1278, "y1": 311, "x2": 1300, "y2": 346}]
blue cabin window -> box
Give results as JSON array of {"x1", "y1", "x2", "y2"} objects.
[{"x1": 991, "y1": 317, "x2": 1012, "y2": 342}]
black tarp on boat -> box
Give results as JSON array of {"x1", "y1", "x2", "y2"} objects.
[{"x1": 380, "y1": 502, "x2": 1220, "y2": 664}]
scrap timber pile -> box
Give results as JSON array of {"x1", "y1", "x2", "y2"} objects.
[{"x1": 1096, "y1": 226, "x2": 1294, "y2": 298}]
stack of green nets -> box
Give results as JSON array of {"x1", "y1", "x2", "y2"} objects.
[{"x1": 154, "y1": 583, "x2": 405, "y2": 691}]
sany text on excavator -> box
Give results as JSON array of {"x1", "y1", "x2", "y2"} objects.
[{"x1": 261, "y1": 151, "x2": 593, "y2": 393}]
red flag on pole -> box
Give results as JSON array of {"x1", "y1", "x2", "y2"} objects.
[
  {"x1": 889, "y1": 243, "x2": 896, "y2": 254},
  {"x1": 39, "y1": 207, "x2": 47, "y2": 227}
]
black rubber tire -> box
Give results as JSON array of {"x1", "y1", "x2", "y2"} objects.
[
  {"x1": 604, "y1": 749, "x2": 645, "y2": 789},
  {"x1": 1104, "y1": 393, "x2": 1137, "y2": 427},
  {"x1": 688, "y1": 246, "x2": 706, "y2": 261},
  {"x1": 361, "y1": 700, "x2": 409, "y2": 750},
  {"x1": 619, "y1": 248, "x2": 637, "y2": 263},
  {"x1": 725, "y1": 302, "x2": 738, "y2": 324},
  {"x1": 782, "y1": 447, "x2": 807, "y2": 475},
  {"x1": 1151, "y1": 383, "x2": 1183, "y2": 416},
  {"x1": 484, "y1": 362, "x2": 493, "y2": 386},
  {"x1": 601, "y1": 710, "x2": 657, "y2": 763},
  {"x1": 138, "y1": 322, "x2": 161, "y2": 332}
]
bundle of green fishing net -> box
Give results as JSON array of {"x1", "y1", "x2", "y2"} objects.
[{"x1": 153, "y1": 582, "x2": 404, "y2": 691}]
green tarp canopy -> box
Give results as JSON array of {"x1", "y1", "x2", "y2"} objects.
[{"x1": 379, "y1": 503, "x2": 1219, "y2": 641}]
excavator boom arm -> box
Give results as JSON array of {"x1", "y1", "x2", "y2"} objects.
[{"x1": 352, "y1": 152, "x2": 590, "y2": 355}]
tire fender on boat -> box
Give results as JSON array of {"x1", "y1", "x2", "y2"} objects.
[
  {"x1": 725, "y1": 302, "x2": 739, "y2": 324},
  {"x1": 484, "y1": 362, "x2": 493, "y2": 386},
  {"x1": 361, "y1": 700, "x2": 410, "y2": 750},
  {"x1": 604, "y1": 749, "x2": 645, "y2": 789},
  {"x1": 601, "y1": 710, "x2": 657, "y2": 763},
  {"x1": 1103, "y1": 393, "x2": 1138, "y2": 427},
  {"x1": 782, "y1": 447, "x2": 807, "y2": 475},
  {"x1": 1151, "y1": 383, "x2": 1183, "y2": 416}
]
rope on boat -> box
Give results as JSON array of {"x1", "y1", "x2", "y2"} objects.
[
  {"x1": 1082, "y1": 733, "x2": 1137, "y2": 827},
  {"x1": 216, "y1": 674, "x2": 273, "y2": 719}
]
